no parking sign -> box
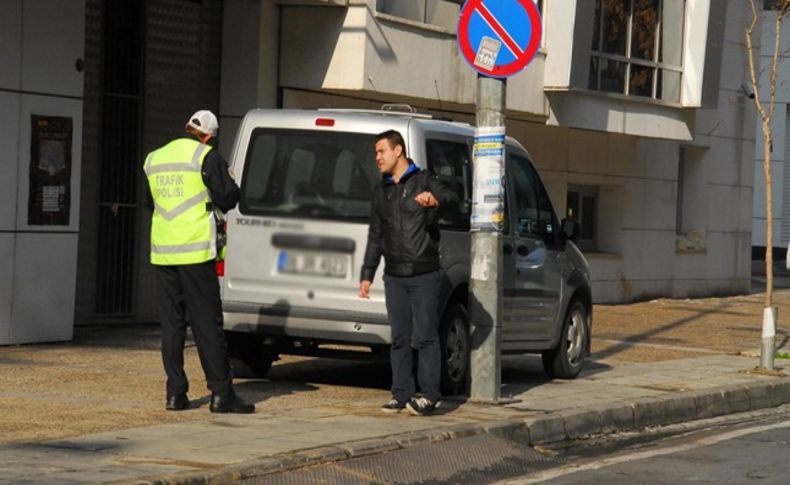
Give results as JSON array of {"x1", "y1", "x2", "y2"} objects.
[{"x1": 457, "y1": 0, "x2": 542, "y2": 78}]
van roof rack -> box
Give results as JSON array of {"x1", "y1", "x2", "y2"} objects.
[{"x1": 318, "y1": 104, "x2": 433, "y2": 119}]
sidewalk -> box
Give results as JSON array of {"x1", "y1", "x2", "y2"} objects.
[{"x1": 1, "y1": 292, "x2": 789, "y2": 484}]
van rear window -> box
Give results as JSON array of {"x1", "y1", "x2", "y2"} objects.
[{"x1": 239, "y1": 129, "x2": 379, "y2": 221}]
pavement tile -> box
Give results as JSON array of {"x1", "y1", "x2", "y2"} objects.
[
  {"x1": 631, "y1": 397, "x2": 668, "y2": 429},
  {"x1": 525, "y1": 414, "x2": 566, "y2": 445},
  {"x1": 562, "y1": 409, "x2": 603, "y2": 439},
  {"x1": 720, "y1": 384, "x2": 752, "y2": 414},
  {"x1": 596, "y1": 402, "x2": 635, "y2": 434},
  {"x1": 694, "y1": 390, "x2": 728, "y2": 420},
  {"x1": 663, "y1": 393, "x2": 698, "y2": 425}
]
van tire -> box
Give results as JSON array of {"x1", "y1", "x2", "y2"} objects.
[
  {"x1": 440, "y1": 302, "x2": 470, "y2": 396},
  {"x1": 225, "y1": 331, "x2": 277, "y2": 379},
  {"x1": 542, "y1": 300, "x2": 588, "y2": 379}
]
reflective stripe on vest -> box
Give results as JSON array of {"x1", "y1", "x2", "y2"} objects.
[{"x1": 144, "y1": 139, "x2": 215, "y2": 265}]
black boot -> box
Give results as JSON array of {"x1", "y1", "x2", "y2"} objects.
[
  {"x1": 165, "y1": 394, "x2": 190, "y2": 411},
  {"x1": 209, "y1": 392, "x2": 255, "y2": 414}
]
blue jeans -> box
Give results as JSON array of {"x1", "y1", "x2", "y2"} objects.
[{"x1": 384, "y1": 270, "x2": 442, "y2": 403}]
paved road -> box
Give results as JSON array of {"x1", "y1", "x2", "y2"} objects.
[
  {"x1": 240, "y1": 407, "x2": 790, "y2": 484},
  {"x1": 500, "y1": 407, "x2": 790, "y2": 485}
]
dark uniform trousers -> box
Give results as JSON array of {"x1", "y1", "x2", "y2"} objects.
[{"x1": 155, "y1": 261, "x2": 232, "y2": 398}]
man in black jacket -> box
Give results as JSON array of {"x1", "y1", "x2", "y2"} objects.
[{"x1": 359, "y1": 129, "x2": 458, "y2": 416}]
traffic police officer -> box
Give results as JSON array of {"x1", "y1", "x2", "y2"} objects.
[{"x1": 144, "y1": 110, "x2": 254, "y2": 413}]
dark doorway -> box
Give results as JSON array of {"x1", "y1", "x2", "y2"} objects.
[{"x1": 77, "y1": 0, "x2": 224, "y2": 324}]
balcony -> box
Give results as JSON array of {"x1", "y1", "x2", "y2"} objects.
[{"x1": 279, "y1": 1, "x2": 547, "y2": 119}]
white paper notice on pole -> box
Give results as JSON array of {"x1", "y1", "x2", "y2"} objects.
[{"x1": 471, "y1": 126, "x2": 506, "y2": 232}]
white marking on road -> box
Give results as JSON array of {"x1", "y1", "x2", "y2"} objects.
[{"x1": 496, "y1": 419, "x2": 790, "y2": 484}]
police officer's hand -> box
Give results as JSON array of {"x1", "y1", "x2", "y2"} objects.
[
  {"x1": 359, "y1": 280, "x2": 372, "y2": 299},
  {"x1": 414, "y1": 191, "x2": 438, "y2": 208}
]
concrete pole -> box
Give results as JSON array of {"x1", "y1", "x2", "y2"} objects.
[{"x1": 469, "y1": 75, "x2": 506, "y2": 402}]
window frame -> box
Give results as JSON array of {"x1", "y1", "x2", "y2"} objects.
[
  {"x1": 588, "y1": 0, "x2": 685, "y2": 102},
  {"x1": 506, "y1": 150, "x2": 560, "y2": 247},
  {"x1": 424, "y1": 136, "x2": 473, "y2": 231},
  {"x1": 566, "y1": 185, "x2": 598, "y2": 252},
  {"x1": 238, "y1": 128, "x2": 378, "y2": 222}
]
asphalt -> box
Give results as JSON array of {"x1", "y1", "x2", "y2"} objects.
[{"x1": 1, "y1": 352, "x2": 788, "y2": 484}]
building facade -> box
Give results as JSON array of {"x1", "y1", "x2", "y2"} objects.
[
  {"x1": 751, "y1": 2, "x2": 790, "y2": 257},
  {"x1": 0, "y1": 0, "x2": 762, "y2": 342}
]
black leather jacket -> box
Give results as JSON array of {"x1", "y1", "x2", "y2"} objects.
[{"x1": 361, "y1": 164, "x2": 459, "y2": 280}]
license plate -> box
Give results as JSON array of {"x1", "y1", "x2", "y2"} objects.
[{"x1": 277, "y1": 250, "x2": 348, "y2": 278}]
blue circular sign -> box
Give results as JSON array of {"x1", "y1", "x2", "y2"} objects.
[{"x1": 457, "y1": 0, "x2": 542, "y2": 78}]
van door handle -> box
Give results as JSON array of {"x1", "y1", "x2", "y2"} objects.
[
  {"x1": 516, "y1": 245, "x2": 529, "y2": 257},
  {"x1": 503, "y1": 243, "x2": 513, "y2": 255}
]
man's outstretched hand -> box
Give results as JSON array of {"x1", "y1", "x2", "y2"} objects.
[
  {"x1": 414, "y1": 191, "x2": 438, "y2": 208},
  {"x1": 359, "y1": 280, "x2": 372, "y2": 299}
]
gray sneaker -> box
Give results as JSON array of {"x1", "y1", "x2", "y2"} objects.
[{"x1": 381, "y1": 397, "x2": 406, "y2": 413}]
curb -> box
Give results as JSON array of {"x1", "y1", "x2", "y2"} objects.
[{"x1": 123, "y1": 376, "x2": 790, "y2": 485}]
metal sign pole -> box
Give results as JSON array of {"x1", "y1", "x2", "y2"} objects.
[
  {"x1": 469, "y1": 74, "x2": 506, "y2": 402},
  {"x1": 458, "y1": 0, "x2": 540, "y2": 403}
]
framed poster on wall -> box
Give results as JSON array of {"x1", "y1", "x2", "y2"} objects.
[{"x1": 28, "y1": 115, "x2": 72, "y2": 225}]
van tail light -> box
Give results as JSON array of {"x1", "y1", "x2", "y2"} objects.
[
  {"x1": 315, "y1": 118, "x2": 335, "y2": 127},
  {"x1": 216, "y1": 219, "x2": 227, "y2": 277}
]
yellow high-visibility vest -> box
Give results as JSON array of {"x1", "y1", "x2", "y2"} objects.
[{"x1": 144, "y1": 138, "x2": 215, "y2": 265}]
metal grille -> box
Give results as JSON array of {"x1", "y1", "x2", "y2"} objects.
[
  {"x1": 142, "y1": 0, "x2": 223, "y2": 153},
  {"x1": 94, "y1": 1, "x2": 144, "y2": 316},
  {"x1": 89, "y1": 0, "x2": 223, "y2": 318},
  {"x1": 247, "y1": 434, "x2": 564, "y2": 484}
]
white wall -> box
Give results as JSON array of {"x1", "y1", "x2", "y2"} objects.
[
  {"x1": 219, "y1": 0, "x2": 280, "y2": 160},
  {"x1": 752, "y1": 8, "x2": 790, "y2": 249},
  {"x1": 681, "y1": 0, "x2": 754, "y2": 297},
  {"x1": 0, "y1": 0, "x2": 84, "y2": 344},
  {"x1": 517, "y1": 123, "x2": 683, "y2": 302}
]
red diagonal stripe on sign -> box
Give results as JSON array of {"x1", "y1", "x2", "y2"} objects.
[{"x1": 474, "y1": 0, "x2": 524, "y2": 58}]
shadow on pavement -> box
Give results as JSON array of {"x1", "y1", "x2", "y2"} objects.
[
  {"x1": 591, "y1": 304, "x2": 732, "y2": 361},
  {"x1": 257, "y1": 358, "x2": 392, "y2": 391},
  {"x1": 499, "y1": 355, "x2": 613, "y2": 397}
]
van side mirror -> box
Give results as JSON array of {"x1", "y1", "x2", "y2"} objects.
[{"x1": 561, "y1": 219, "x2": 580, "y2": 243}]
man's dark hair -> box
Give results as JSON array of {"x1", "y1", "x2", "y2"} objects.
[{"x1": 376, "y1": 129, "x2": 407, "y2": 157}]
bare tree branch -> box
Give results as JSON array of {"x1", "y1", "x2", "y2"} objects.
[{"x1": 746, "y1": 0, "x2": 787, "y2": 310}]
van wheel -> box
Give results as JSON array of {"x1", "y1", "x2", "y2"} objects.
[
  {"x1": 542, "y1": 300, "x2": 588, "y2": 379},
  {"x1": 225, "y1": 331, "x2": 278, "y2": 379},
  {"x1": 440, "y1": 302, "x2": 470, "y2": 396}
]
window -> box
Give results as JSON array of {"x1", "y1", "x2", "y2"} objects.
[
  {"x1": 567, "y1": 186, "x2": 598, "y2": 251},
  {"x1": 240, "y1": 129, "x2": 378, "y2": 221},
  {"x1": 675, "y1": 150, "x2": 685, "y2": 235},
  {"x1": 426, "y1": 139, "x2": 472, "y2": 229},
  {"x1": 589, "y1": 0, "x2": 685, "y2": 102},
  {"x1": 764, "y1": 0, "x2": 787, "y2": 10},
  {"x1": 376, "y1": 0, "x2": 462, "y2": 29},
  {"x1": 509, "y1": 153, "x2": 559, "y2": 244}
]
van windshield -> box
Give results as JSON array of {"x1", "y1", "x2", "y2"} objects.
[{"x1": 239, "y1": 129, "x2": 379, "y2": 222}]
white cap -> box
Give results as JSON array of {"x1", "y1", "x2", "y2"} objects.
[{"x1": 186, "y1": 110, "x2": 219, "y2": 136}]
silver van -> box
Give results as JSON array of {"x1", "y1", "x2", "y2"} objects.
[{"x1": 220, "y1": 108, "x2": 592, "y2": 394}]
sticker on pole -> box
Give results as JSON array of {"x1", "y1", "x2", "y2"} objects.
[
  {"x1": 471, "y1": 126, "x2": 505, "y2": 232},
  {"x1": 457, "y1": 0, "x2": 542, "y2": 78}
]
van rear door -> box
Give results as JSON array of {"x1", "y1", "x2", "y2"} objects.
[{"x1": 222, "y1": 127, "x2": 386, "y2": 321}]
